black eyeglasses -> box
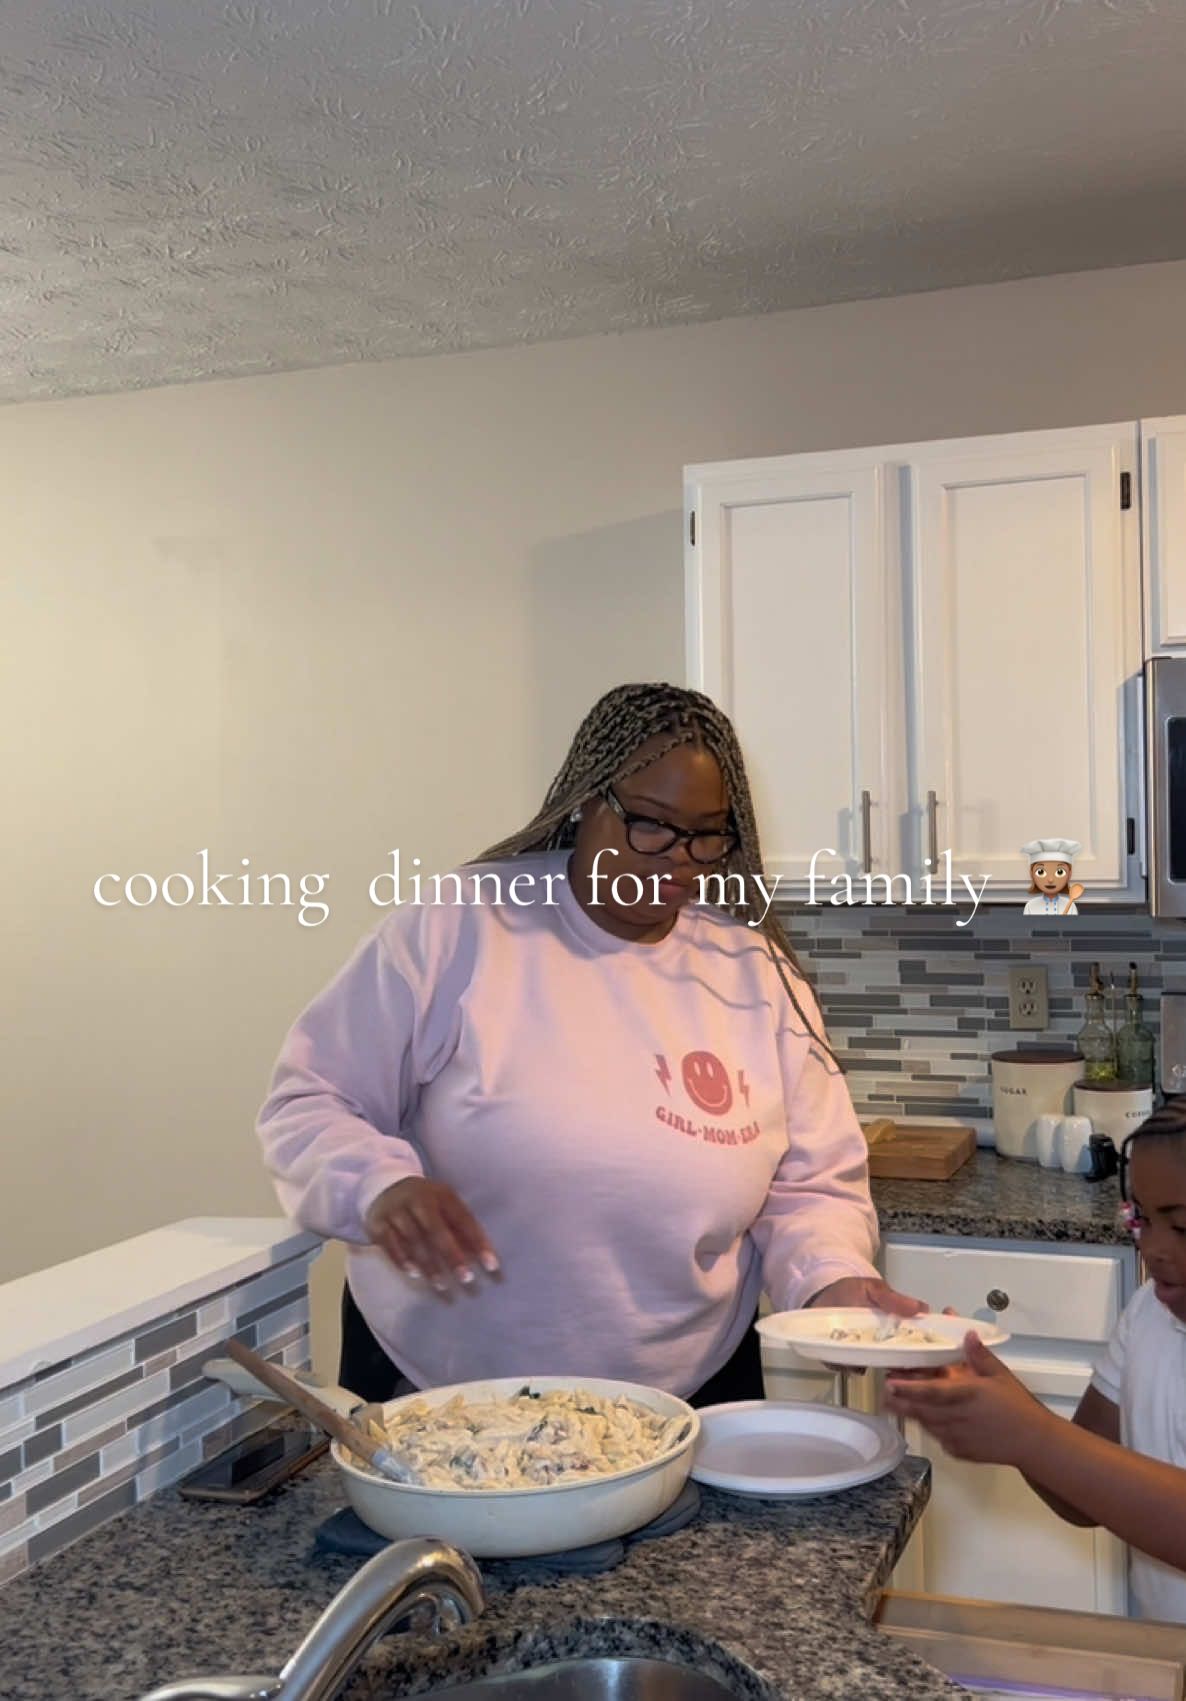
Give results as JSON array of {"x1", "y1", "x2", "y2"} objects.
[{"x1": 601, "y1": 786, "x2": 738, "y2": 864}]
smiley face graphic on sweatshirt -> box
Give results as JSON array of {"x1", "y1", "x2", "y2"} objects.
[{"x1": 682, "y1": 1050, "x2": 733, "y2": 1115}]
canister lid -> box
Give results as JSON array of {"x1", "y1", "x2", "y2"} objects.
[
  {"x1": 990, "y1": 1048, "x2": 1084, "y2": 1063},
  {"x1": 1073, "y1": 1078, "x2": 1148, "y2": 1092}
]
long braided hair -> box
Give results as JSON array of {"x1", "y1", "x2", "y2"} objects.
[{"x1": 475, "y1": 682, "x2": 840, "y2": 1068}]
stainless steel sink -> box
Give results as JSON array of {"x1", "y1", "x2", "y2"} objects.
[
  {"x1": 424, "y1": 1659, "x2": 739, "y2": 1701},
  {"x1": 131, "y1": 1544, "x2": 737, "y2": 1701}
]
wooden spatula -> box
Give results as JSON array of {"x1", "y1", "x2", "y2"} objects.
[
  {"x1": 225, "y1": 1338, "x2": 415, "y2": 1484},
  {"x1": 1062, "y1": 883, "x2": 1085, "y2": 914}
]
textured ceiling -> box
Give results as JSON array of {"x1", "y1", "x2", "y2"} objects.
[{"x1": 3, "y1": 0, "x2": 1186, "y2": 404}]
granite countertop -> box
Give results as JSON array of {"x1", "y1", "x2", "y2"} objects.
[
  {"x1": 872, "y1": 1148, "x2": 1126, "y2": 1245},
  {"x1": 0, "y1": 1453, "x2": 959, "y2": 1701}
]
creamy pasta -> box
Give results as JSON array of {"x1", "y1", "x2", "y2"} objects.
[
  {"x1": 827, "y1": 1319, "x2": 945, "y2": 1345},
  {"x1": 352, "y1": 1385, "x2": 690, "y2": 1490}
]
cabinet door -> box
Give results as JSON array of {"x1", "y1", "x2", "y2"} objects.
[
  {"x1": 686, "y1": 459, "x2": 896, "y2": 893},
  {"x1": 907, "y1": 424, "x2": 1141, "y2": 897},
  {"x1": 1142, "y1": 416, "x2": 1186, "y2": 653},
  {"x1": 882, "y1": 1238, "x2": 1134, "y2": 1615},
  {"x1": 893, "y1": 1364, "x2": 1128, "y2": 1616}
]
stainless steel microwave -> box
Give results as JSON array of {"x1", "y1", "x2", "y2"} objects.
[{"x1": 1147, "y1": 655, "x2": 1186, "y2": 915}]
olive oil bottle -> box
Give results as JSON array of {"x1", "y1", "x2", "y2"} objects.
[
  {"x1": 1116, "y1": 962, "x2": 1155, "y2": 1087},
  {"x1": 1076, "y1": 962, "x2": 1117, "y2": 1082}
]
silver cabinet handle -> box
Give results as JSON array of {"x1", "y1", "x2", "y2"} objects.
[
  {"x1": 860, "y1": 790, "x2": 873, "y2": 875},
  {"x1": 926, "y1": 789, "x2": 939, "y2": 868},
  {"x1": 987, "y1": 1289, "x2": 1010, "y2": 1312}
]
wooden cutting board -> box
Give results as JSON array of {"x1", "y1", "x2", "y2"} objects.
[{"x1": 861, "y1": 1118, "x2": 976, "y2": 1180}]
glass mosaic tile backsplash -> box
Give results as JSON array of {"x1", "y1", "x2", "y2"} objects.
[{"x1": 785, "y1": 905, "x2": 1185, "y2": 1127}]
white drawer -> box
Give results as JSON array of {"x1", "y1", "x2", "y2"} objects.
[{"x1": 883, "y1": 1242, "x2": 1124, "y2": 1346}]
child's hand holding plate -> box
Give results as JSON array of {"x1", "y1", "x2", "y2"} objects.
[{"x1": 756, "y1": 1307, "x2": 1009, "y2": 1370}]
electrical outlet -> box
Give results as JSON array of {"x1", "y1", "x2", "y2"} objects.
[{"x1": 1008, "y1": 965, "x2": 1049, "y2": 1030}]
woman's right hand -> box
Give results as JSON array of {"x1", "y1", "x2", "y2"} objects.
[{"x1": 363, "y1": 1177, "x2": 500, "y2": 1296}]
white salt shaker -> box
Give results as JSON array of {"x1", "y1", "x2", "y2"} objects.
[
  {"x1": 1033, "y1": 1113, "x2": 1064, "y2": 1169},
  {"x1": 1056, "y1": 1115, "x2": 1095, "y2": 1175}
]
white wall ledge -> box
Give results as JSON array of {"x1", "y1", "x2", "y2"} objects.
[{"x1": 0, "y1": 1218, "x2": 322, "y2": 1386}]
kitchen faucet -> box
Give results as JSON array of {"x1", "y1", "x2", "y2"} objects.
[{"x1": 135, "y1": 1537, "x2": 486, "y2": 1701}]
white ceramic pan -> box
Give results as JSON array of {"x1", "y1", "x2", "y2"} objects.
[{"x1": 205, "y1": 1362, "x2": 698, "y2": 1559}]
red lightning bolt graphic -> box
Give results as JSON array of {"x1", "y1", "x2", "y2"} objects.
[
  {"x1": 655, "y1": 1054, "x2": 671, "y2": 1095},
  {"x1": 738, "y1": 1069, "x2": 750, "y2": 1106}
]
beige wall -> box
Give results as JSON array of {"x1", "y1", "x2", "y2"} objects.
[{"x1": 5, "y1": 257, "x2": 1186, "y2": 1374}]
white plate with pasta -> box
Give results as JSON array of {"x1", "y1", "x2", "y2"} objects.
[
  {"x1": 756, "y1": 1308, "x2": 1009, "y2": 1369},
  {"x1": 330, "y1": 1375, "x2": 700, "y2": 1558}
]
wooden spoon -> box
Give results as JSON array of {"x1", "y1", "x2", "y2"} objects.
[
  {"x1": 1062, "y1": 883, "x2": 1085, "y2": 914},
  {"x1": 225, "y1": 1338, "x2": 416, "y2": 1485}
]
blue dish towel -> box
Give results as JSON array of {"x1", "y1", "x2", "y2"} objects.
[{"x1": 313, "y1": 1481, "x2": 701, "y2": 1575}]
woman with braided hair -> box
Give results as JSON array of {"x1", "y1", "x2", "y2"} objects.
[{"x1": 257, "y1": 683, "x2": 922, "y2": 1404}]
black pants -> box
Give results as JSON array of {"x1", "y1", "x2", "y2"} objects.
[{"x1": 339, "y1": 1283, "x2": 764, "y2": 1407}]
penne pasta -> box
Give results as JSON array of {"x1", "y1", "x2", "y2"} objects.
[{"x1": 351, "y1": 1387, "x2": 681, "y2": 1490}]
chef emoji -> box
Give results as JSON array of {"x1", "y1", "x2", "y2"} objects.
[{"x1": 1021, "y1": 838, "x2": 1084, "y2": 914}]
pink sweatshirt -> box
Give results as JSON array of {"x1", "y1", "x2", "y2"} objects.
[{"x1": 256, "y1": 851, "x2": 879, "y2": 1395}]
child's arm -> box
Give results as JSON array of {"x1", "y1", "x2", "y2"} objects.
[
  {"x1": 1025, "y1": 1383, "x2": 1120, "y2": 1527},
  {"x1": 886, "y1": 1335, "x2": 1186, "y2": 1574}
]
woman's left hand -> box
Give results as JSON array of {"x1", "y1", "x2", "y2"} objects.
[{"x1": 806, "y1": 1275, "x2": 925, "y2": 1315}]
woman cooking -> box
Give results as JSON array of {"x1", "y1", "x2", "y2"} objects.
[{"x1": 256, "y1": 683, "x2": 923, "y2": 1406}]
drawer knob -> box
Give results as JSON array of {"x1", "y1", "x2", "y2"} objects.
[{"x1": 986, "y1": 1289, "x2": 1010, "y2": 1312}]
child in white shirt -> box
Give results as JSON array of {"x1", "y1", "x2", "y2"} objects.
[{"x1": 886, "y1": 1101, "x2": 1186, "y2": 1622}]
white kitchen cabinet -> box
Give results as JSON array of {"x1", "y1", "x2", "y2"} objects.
[
  {"x1": 880, "y1": 1236, "x2": 1137, "y2": 1617},
  {"x1": 892, "y1": 1374, "x2": 1126, "y2": 1617},
  {"x1": 686, "y1": 421, "x2": 1144, "y2": 903},
  {"x1": 685, "y1": 457, "x2": 897, "y2": 893},
  {"x1": 1142, "y1": 415, "x2": 1186, "y2": 653},
  {"x1": 907, "y1": 425, "x2": 1141, "y2": 898},
  {"x1": 883, "y1": 1239, "x2": 1124, "y2": 1346}
]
